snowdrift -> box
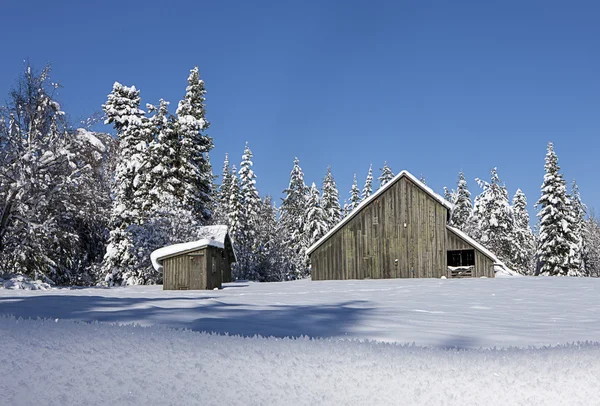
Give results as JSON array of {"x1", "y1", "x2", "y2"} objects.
[{"x1": 2, "y1": 316, "x2": 599, "y2": 406}]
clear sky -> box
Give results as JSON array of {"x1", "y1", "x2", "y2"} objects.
[{"x1": 2, "y1": 0, "x2": 599, "y2": 217}]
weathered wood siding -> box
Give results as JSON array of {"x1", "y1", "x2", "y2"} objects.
[
  {"x1": 163, "y1": 248, "x2": 207, "y2": 290},
  {"x1": 445, "y1": 228, "x2": 495, "y2": 278},
  {"x1": 221, "y1": 237, "x2": 235, "y2": 283},
  {"x1": 311, "y1": 177, "x2": 448, "y2": 280}
]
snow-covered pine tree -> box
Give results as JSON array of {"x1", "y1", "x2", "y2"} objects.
[
  {"x1": 227, "y1": 165, "x2": 242, "y2": 238},
  {"x1": 304, "y1": 183, "x2": 329, "y2": 251},
  {"x1": 138, "y1": 99, "x2": 180, "y2": 213},
  {"x1": 0, "y1": 65, "x2": 111, "y2": 284},
  {"x1": 344, "y1": 174, "x2": 361, "y2": 216},
  {"x1": 361, "y1": 164, "x2": 373, "y2": 201},
  {"x1": 102, "y1": 81, "x2": 151, "y2": 285},
  {"x1": 443, "y1": 187, "x2": 457, "y2": 205},
  {"x1": 212, "y1": 153, "x2": 233, "y2": 224},
  {"x1": 569, "y1": 180, "x2": 586, "y2": 275},
  {"x1": 511, "y1": 189, "x2": 536, "y2": 275},
  {"x1": 536, "y1": 142, "x2": 580, "y2": 276},
  {"x1": 234, "y1": 143, "x2": 262, "y2": 280},
  {"x1": 253, "y1": 196, "x2": 293, "y2": 282},
  {"x1": 378, "y1": 161, "x2": 395, "y2": 189},
  {"x1": 280, "y1": 157, "x2": 310, "y2": 278},
  {"x1": 471, "y1": 168, "x2": 515, "y2": 269},
  {"x1": 176, "y1": 66, "x2": 214, "y2": 224},
  {"x1": 321, "y1": 167, "x2": 342, "y2": 229},
  {"x1": 449, "y1": 171, "x2": 473, "y2": 231},
  {"x1": 582, "y1": 213, "x2": 600, "y2": 277}
]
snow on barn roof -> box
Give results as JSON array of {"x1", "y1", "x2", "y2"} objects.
[
  {"x1": 150, "y1": 225, "x2": 232, "y2": 272},
  {"x1": 307, "y1": 170, "x2": 453, "y2": 255}
]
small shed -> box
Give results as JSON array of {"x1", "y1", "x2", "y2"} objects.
[{"x1": 151, "y1": 225, "x2": 236, "y2": 290}]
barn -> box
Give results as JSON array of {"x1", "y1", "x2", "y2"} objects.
[
  {"x1": 307, "y1": 170, "x2": 505, "y2": 280},
  {"x1": 151, "y1": 225, "x2": 236, "y2": 290}
]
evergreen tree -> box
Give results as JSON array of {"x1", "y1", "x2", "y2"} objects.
[
  {"x1": 378, "y1": 161, "x2": 395, "y2": 189},
  {"x1": 582, "y1": 213, "x2": 600, "y2": 277},
  {"x1": 280, "y1": 157, "x2": 310, "y2": 278},
  {"x1": 471, "y1": 168, "x2": 515, "y2": 268},
  {"x1": 253, "y1": 196, "x2": 293, "y2": 282},
  {"x1": 361, "y1": 164, "x2": 373, "y2": 201},
  {"x1": 304, "y1": 183, "x2": 329, "y2": 250},
  {"x1": 213, "y1": 153, "x2": 233, "y2": 224},
  {"x1": 0, "y1": 65, "x2": 111, "y2": 284},
  {"x1": 449, "y1": 171, "x2": 473, "y2": 230},
  {"x1": 321, "y1": 167, "x2": 342, "y2": 229},
  {"x1": 536, "y1": 142, "x2": 580, "y2": 276},
  {"x1": 227, "y1": 166, "x2": 242, "y2": 238},
  {"x1": 511, "y1": 189, "x2": 536, "y2": 275},
  {"x1": 102, "y1": 81, "x2": 150, "y2": 285},
  {"x1": 234, "y1": 143, "x2": 261, "y2": 280},
  {"x1": 138, "y1": 99, "x2": 181, "y2": 213},
  {"x1": 176, "y1": 66, "x2": 213, "y2": 223},
  {"x1": 569, "y1": 180, "x2": 586, "y2": 274},
  {"x1": 344, "y1": 174, "x2": 361, "y2": 215}
]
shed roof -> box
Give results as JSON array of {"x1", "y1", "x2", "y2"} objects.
[
  {"x1": 306, "y1": 170, "x2": 453, "y2": 255},
  {"x1": 150, "y1": 225, "x2": 233, "y2": 272}
]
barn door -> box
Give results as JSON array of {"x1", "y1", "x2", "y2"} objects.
[{"x1": 188, "y1": 252, "x2": 205, "y2": 289}]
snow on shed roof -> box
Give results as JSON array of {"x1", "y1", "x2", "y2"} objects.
[
  {"x1": 307, "y1": 170, "x2": 453, "y2": 255},
  {"x1": 150, "y1": 225, "x2": 232, "y2": 272}
]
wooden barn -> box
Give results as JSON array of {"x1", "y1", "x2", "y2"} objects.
[
  {"x1": 151, "y1": 225, "x2": 236, "y2": 290},
  {"x1": 307, "y1": 171, "x2": 505, "y2": 280}
]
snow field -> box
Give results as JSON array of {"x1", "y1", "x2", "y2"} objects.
[{"x1": 2, "y1": 316, "x2": 599, "y2": 406}]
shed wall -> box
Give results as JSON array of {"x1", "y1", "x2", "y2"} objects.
[{"x1": 163, "y1": 248, "x2": 207, "y2": 290}]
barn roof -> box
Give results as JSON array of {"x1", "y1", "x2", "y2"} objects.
[
  {"x1": 307, "y1": 170, "x2": 452, "y2": 256},
  {"x1": 150, "y1": 225, "x2": 234, "y2": 272}
]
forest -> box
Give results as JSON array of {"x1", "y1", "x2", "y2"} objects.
[{"x1": 1, "y1": 65, "x2": 598, "y2": 286}]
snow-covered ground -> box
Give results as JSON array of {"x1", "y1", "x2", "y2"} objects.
[{"x1": 2, "y1": 277, "x2": 600, "y2": 405}]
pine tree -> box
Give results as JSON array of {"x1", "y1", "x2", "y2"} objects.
[
  {"x1": 471, "y1": 168, "x2": 515, "y2": 268},
  {"x1": 227, "y1": 166, "x2": 242, "y2": 238},
  {"x1": 102, "y1": 81, "x2": 151, "y2": 285},
  {"x1": 569, "y1": 180, "x2": 586, "y2": 274},
  {"x1": 280, "y1": 157, "x2": 310, "y2": 278},
  {"x1": 361, "y1": 164, "x2": 373, "y2": 201},
  {"x1": 138, "y1": 99, "x2": 181, "y2": 213},
  {"x1": 253, "y1": 196, "x2": 293, "y2": 282},
  {"x1": 304, "y1": 183, "x2": 329, "y2": 250},
  {"x1": 511, "y1": 189, "x2": 536, "y2": 275},
  {"x1": 176, "y1": 66, "x2": 213, "y2": 223},
  {"x1": 213, "y1": 153, "x2": 232, "y2": 224},
  {"x1": 449, "y1": 171, "x2": 473, "y2": 230},
  {"x1": 0, "y1": 65, "x2": 111, "y2": 284},
  {"x1": 321, "y1": 167, "x2": 342, "y2": 229},
  {"x1": 536, "y1": 142, "x2": 580, "y2": 276},
  {"x1": 582, "y1": 213, "x2": 600, "y2": 277},
  {"x1": 344, "y1": 174, "x2": 361, "y2": 215},
  {"x1": 378, "y1": 161, "x2": 395, "y2": 189},
  {"x1": 234, "y1": 143, "x2": 262, "y2": 280}
]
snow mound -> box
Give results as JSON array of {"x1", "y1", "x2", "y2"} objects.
[
  {"x1": 0, "y1": 274, "x2": 51, "y2": 290},
  {"x1": 1, "y1": 316, "x2": 599, "y2": 406}
]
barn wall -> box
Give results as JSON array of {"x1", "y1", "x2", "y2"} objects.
[
  {"x1": 205, "y1": 246, "x2": 224, "y2": 290},
  {"x1": 311, "y1": 177, "x2": 448, "y2": 280},
  {"x1": 445, "y1": 229, "x2": 495, "y2": 278}
]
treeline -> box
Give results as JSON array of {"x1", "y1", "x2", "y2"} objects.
[{"x1": 0, "y1": 65, "x2": 598, "y2": 285}]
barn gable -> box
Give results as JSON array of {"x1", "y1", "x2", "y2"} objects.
[{"x1": 307, "y1": 171, "x2": 503, "y2": 280}]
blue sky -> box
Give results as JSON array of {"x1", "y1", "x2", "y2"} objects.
[{"x1": 2, "y1": 0, "x2": 599, "y2": 216}]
